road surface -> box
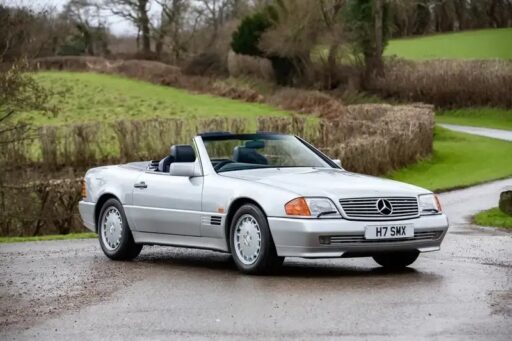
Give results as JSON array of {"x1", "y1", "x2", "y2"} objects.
[
  {"x1": 439, "y1": 123, "x2": 512, "y2": 141},
  {"x1": 1, "y1": 179, "x2": 511, "y2": 340}
]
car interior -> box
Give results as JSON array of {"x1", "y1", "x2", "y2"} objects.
[
  {"x1": 149, "y1": 140, "x2": 270, "y2": 173},
  {"x1": 208, "y1": 140, "x2": 272, "y2": 172}
]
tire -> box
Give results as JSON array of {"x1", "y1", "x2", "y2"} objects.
[
  {"x1": 372, "y1": 251, "x2": 420, "y2": 269},
  {"x1": 97, "y1": 198, "x2": 142, "y2": 260},
  {"x1": 229, "y1": 204, "x2": 283, "y2": 275}
]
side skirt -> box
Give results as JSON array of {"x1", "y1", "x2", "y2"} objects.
[{"x1": 132, "y1": 231, "x2": 229, "y2": 253}]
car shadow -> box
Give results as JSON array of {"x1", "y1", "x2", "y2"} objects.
[{"x1": 135, "y1": 246, "x2": 437, "y2": 280}]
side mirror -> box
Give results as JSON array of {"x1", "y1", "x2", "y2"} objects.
[
  {"x1": 169, "y1": 162, "x2": 202, "y2": 177},
  {"x1": 332, "y1": 159, "x2": 342, "y2": 168}
]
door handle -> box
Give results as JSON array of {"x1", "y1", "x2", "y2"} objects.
[{"x1": 134, "y1": 181, "x2": 147, "y2": 189}]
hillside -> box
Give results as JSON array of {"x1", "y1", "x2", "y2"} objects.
[
  {"x1": 385, "y1": 28, "x2": 512, "y2": 60},
  {"x1": 25, "y1": 72, "x2": 290, "y2": 126}
]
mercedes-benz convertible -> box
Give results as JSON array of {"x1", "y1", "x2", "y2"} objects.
[{"x1": 79, "y1": 132, "x2": 449, "y2": 274}]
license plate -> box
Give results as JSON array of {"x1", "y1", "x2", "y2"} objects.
[{"x1": 365, "y1": 225, "x2": 414, "y2": 240}]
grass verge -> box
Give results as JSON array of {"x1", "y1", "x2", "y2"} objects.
[
  {"x1": 437, "y1": 108, "x2": 512, "y2": 131},
  {"x1": 388, "y1": 126, "x2": 512, "y2": 192},
  {"x1": 473, "y1": 208, "x2": 512, "y2": 229},
  {"x1": 0, "y1": 232, "x2": 96, "y2": 243},
  {"x1": 385, "y1": 28, "x2": 512, "y2": 60},
  {"x1": 25, "y1": 71, "x2": 290, "y2": 125}
]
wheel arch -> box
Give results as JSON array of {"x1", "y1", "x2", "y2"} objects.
[
  {"x1": 94, "y1": 193, "x2": 121, "y2": 232},
  {"x1": 224, "y1": 197, "x2": 268, "y2": 252}
]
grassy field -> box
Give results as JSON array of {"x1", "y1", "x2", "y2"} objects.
[
  {"x1": 473, "y1": 208, "x2": 512, "y2": 229},
  {"x1": 385, "y1": 28, "x2": 512, "y2": 60},
  {"x1": 388, "y1": 127, "x2": 512, "y2": 192},
  {"x1": 0, "y1": 232, "x2": 96, "y2": 243},
  {"x1": 26, "y1": 72, "x2": 290, "y2": 125},
  {"x1": 437, "y1": 108, "x2": 512, "y2": 131}
]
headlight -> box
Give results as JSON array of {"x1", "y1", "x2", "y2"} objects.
[
  {"x1": 418, "y1": 194, "x2": 442, "y2": 215},
  {"x1": 285, "y1": 197, "x2": 341, "y2": 218}
]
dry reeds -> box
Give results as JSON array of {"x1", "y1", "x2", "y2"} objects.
[
  {"x1": 227, "y1": 51, "x2": 275, "y2": 82},
  {"x1": 2, "y1": 104, "x2": 434, "y2": 175},
  {"x1": 269, "y1": 88, "x2": 348, "y2": 118},
  {"x1": 0, "y1": 104, "x2": 434, "y2": 236},
  {"x1": 370, "y1": 59, "x2": 512, "y2": 108}
]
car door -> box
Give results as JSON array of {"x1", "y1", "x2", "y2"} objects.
[{"x1": 129, "y1": 170, "x2": 203, "y2": 236}]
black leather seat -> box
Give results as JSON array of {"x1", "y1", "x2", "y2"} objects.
[
  {"x1": 233, "y1": 147, "x2": 268, "y2": 165},
  {"x1": 171, "y1": 145, "x2": 196, "y2": 162},
  {"x1": 158, "y1": 145, "x2": 195, "y2": 172},
  {"x1": 158, "y1": 154, "x2": 175, "y2": 172}
]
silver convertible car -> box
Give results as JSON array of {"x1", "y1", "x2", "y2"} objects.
[{"x1": 79, "y1": 132, "x2": 449, "y2": 274}]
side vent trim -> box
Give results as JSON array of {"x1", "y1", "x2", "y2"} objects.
[{"x1": 210, "y1": 216, "x2": 222, "y2": 226}]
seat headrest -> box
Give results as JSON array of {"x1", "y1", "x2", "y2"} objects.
[
  {"x1": 170, "y1": 145, "x2": 196, "y2": 162},
  {"x1": 233, "y1": 147, "x2": 268, "y2": 165}
]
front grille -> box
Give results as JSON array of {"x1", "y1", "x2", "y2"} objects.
[
  {"x1": 320, "y1": 231, "x2": 443, "y2": 245},
  {"x1": 339, "y1": 197, "x2": 419, "y2": 220}
]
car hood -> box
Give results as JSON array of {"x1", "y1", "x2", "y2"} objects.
[{"x1": 222, "y1": 168, "x2": 430, "y2": 198}]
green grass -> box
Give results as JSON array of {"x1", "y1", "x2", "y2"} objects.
[
  {"x1": 437, "y1": 108, "x2": 512, "y2": 131},
  {"x1": 385, "y1": 28, "x2": 512, "y2": 60},
  {"x1": 473, "y1": 208, "x2": 512, "y2": 229},
  {"x1": 25, "y1": 72, "x2": 290, "y2": 126},
  {"x1": 388, "y1": 127, "x2": 512, "y2": 192},
  {"x1": 0, "y1": 232, "x2": 96, "y2": 243}
]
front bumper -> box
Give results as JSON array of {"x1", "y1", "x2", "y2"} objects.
[
  {"x1": 268, "y1": 214, "x2": 449, "y2": 258},
  {"x1": 78, "y1": 201, "x2": 96, "y2": 232}
]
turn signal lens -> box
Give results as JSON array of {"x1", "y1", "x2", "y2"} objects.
[
  {"x1": 81, "y1": 179, "x2": 87, "y2": 198},
  {"x1": 419, "y1": 193, "x2": 442, "y2": 215},
  {"x1": 285, "y1": 197, "x2": 311, "y2": 216},
  {"x1": 434, "y1": 194, "x2": 443, "y2": 212}
]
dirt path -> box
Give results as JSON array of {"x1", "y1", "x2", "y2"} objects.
[{"x1": 439, "y1": 123, "x2": 512, "y2": 141}]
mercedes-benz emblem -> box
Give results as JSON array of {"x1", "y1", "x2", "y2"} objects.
[{"x1": 376, "y1": 199, "x2": 393, "y2": 215}]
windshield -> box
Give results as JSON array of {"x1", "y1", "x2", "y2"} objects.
[{"x1": 202, "y1": 134, "x2": 332, "y2": 173}]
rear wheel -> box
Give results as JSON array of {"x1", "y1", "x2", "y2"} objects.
[
  {"x1": 98, "y1": 198, "x2": 142, "y2": 260},
  {"x1": 372, "y1": 251, "x2": 420, "y2": 269},
  {"x1": 229, "y1": 204, "x2": 283, "y2": 275}
]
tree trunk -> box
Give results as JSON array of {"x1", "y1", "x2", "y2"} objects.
[
  {"x1": 326, "y1": 43, "x2": 339, "y2": 89},
  {"x1": 372, "y1": 0, "x2": 384, "y2": 77},
  {"x1": 138, "y1": 0, "x2": 151, "y2": 56},
  {"x1": 155, "y1": 29, "x2": 165, "y2": 58}
]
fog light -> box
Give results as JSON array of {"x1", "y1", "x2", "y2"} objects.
[{"x1": 319, "y1": 236, "x2": 331, "y2": 245}]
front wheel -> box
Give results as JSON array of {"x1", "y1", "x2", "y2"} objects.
[
  {"x1": 229, "y1": 204, "x2": 283, "y2": 275},
  {"x1": 372, "y1": 251, "x2": 420, "y2": 269},
  {"x1": 98, "y1": 198, "x2": 142, "y2": 260}
]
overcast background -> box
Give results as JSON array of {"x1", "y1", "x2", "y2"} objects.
[{"x1": 3, "y1": 0, "x2": 153, "y2": 36}]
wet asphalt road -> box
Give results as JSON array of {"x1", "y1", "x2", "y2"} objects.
[{"x1": 1, "y1": 179, "x2": 511, "y2": 340}]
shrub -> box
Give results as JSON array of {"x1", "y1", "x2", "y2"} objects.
[
  {"x1": 231, "y1": 11, "x2": 271, "y2": 57},
  {"x1": 182, "y1": 52, "x2": 228, "y2": 77},
  {"x1": 369, "y1": 59, "x2": 512, "y2": 108},
  {"x1": 227, "y1": 50, "x2": 274, "y2": 81},
  {"x1": 0, "y1": 178, "x2": 82, "y2": 236},
  {"x1": 269, "y1": 88, "x2": 348, "y2": 119}
]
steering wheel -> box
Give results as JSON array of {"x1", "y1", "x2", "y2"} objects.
[{"x1": 214, "y1": 159, "x2": 234, "y2": 171}]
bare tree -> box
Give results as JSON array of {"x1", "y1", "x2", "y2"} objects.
[
  {"x1": 105, "y1": 0, "x2": 152, "y2": 55},
  {"x1": 259, "y1": 0, "x2": 323, "y2": 84},
  {"x1": 63, "y1": 0, "x2": 109, "y2": 55},
  {"x1": 192, "y1": 0, "x2": 237, "y2": 47},
  {"x1": 155, "y1": 0, "x2": 188, "y2": 61},
  {"x1": 319, "y1": 0, "x2": 346, "y2": 88}
]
